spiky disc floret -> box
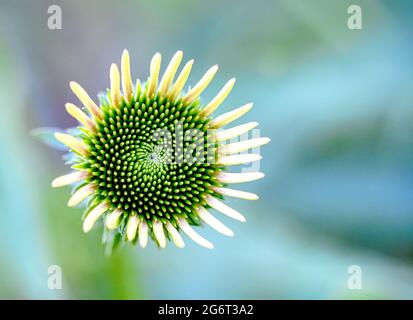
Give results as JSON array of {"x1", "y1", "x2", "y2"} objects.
[
  {"x1": 52, "y1": 50, "x2": 270, "y2": 251},
  {"x1": 84, "y1": 94, "x2": 223, "y2": 225}
]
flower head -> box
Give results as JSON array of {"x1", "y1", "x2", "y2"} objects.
[{"x1": 52, "y1": 50, "x2": 269, "y2": 250}]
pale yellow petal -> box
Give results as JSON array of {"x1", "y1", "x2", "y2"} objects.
[
  {"x1": 167, "y1": 59, "x2": 194, "y2": 101},
  {"x1": 205, "y1": 195, "x2": 246, "y2": 222},
  {"x1": 158, "y1": 51, "x2": 183, "y2": 96},
  {"x1": 213, "y1": 187, "x2": 259, "y2": 200},
  {"x1": 217, "y1": 172, "x2": 265, "y2": 184},
  {"x1": 54, "y1": 132, "x2": 88, "y2": 156},
  {"x1": 69, "y1": 81, "x2": 102, "y2": 119},
  {"x1": 178, "y1": 218, "x2": 214, "y2": 249},
  {"x1": 147, "y1": 53, "x2": 162, "y2": 98},
  {"x1": 121, "y1": 49, "x2": 133, "y2": 102},
  {"x1": 110, "y1": 63, "x2": 121, "y2": 107},
  {"x1": 198, "y1": 207, "x2": 234, "y2": 237},
  {"x1": 220, "y1": 137, "x2": 270, "y2": 154},
  {"x1": 139, "y1": 220, "x2": 148, "y2": 248},
  {"x1": 214, "y1": 122, "x2": 259, "y2": 141},
  {"x1": 126, "y1": 215, "x2": 139, "y2": 241},
  {"x1": 51, "y1": 171, "x2": 87, "y2": 188},
  {"x1": 153, "y1": 221, "x2": 167, "y2": 248},
  {"x1": 165, "y1": 222, "x2": 185, "y2": 248},
  {"x1": 182, "y1": 65, "x2": 218, "y2": 104},
  {"x1": 83, "y1": 202, "x2": 109, "y2": 233},
  {"x1": 209, "y1": 103, "x2": 253, "y2": 128},
  {"x1": 201, "y1": 78, "x2": 235, "y2": 117},
  {"x1": 106, "y1": 209, "x2": 123, "y2": 230},
  {"x1": 67, "y1": 184, "x2": 95, "y2": 207},
  {"x1": 65, "y1": 103, "x2": 96, "y2": 132}
]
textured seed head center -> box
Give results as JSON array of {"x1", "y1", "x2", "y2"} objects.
[{"x1": 87, "y1": 97, "x2": 222, "y2": 222}]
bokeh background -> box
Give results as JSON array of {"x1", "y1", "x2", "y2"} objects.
[{"x1": 1, "y1": 0, "x2": 413, "y2": 299}]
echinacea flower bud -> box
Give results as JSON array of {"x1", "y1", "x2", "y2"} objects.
[{"x1": 51, "y1": 49, "x2": 269, "y2": 251}]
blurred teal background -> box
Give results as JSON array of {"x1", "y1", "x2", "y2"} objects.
[{"x1": 1, "y1": 0, "x2": 413, "y2": 299}]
